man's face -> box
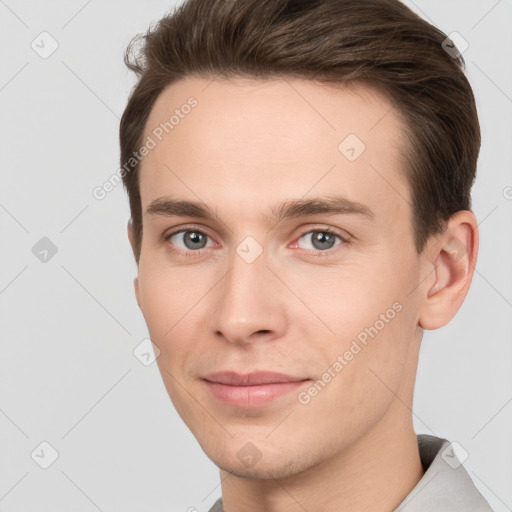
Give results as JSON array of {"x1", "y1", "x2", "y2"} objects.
[{"x1": 131, "y1": 76, "x2": 427, "y2": 478}]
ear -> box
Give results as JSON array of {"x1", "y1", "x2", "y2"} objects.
[
  {"x1": 418, "y1": 210, "x2": 479, "y2": 330},
  {"x1": 127, "y1": 218, "x2": 138, "y2": 260},
  {"x1": 127, "y1": 219, "x2": 142, "y2": 309}
]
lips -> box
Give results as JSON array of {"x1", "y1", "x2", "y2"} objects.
[
  {"x1": 202, "y1": 371, "x2": 310, "y2": 408},
  {"x1": 203, "y1": 371, "x2": 307, "y2": 385}
]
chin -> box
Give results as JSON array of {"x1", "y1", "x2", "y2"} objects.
[{"x1": 204, "y1": 442, "x2": 316, "y2": 480}]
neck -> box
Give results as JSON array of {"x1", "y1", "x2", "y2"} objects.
[{"x1": 218, "y1": 393, "x2": 424, "y2": 512}]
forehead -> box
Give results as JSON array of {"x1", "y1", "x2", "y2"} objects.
[{"x1": 139, "y1": 76, "x2": 410, "y2": 227}]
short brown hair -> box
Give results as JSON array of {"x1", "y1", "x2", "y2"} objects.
[{"x1": 120, "y1": 0, "x2": 480, "y2": 263}]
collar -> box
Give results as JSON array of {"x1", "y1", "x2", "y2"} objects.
[{"x1": 394, "y1": 434, "x2": 493, "y2": 511}]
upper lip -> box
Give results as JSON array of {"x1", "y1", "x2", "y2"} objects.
[{"x1": 203, "y1": 371, "x2": 309, "y2": 386}]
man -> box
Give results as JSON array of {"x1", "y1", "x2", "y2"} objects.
[{"x1": 119, "y1": 0, "x2": 494, "y2": 510}]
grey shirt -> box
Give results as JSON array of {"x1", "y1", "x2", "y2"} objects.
[{"x1": 208, "y1": 434, "x2": 494, "y2": 511}]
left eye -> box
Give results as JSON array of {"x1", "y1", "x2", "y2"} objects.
[{"x1": 296, "y1": 230, "x2": 344, "y2": 251}]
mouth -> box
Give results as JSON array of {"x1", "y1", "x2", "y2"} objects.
[{"x1": 202, "y1": 371, "x2": 311, "y2": 408}]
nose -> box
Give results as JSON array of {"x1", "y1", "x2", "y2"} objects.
[{"x1": 209, "y1": 245, "x2": 287, "y2": 346}]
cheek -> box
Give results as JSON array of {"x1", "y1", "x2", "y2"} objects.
[
  {"x1": 280, "y1": 259, "x2": 405, "y2": 339},
  {"x1": 137, "y1": 272, "x2": 182, "y2": 367},
  {"x1": 137, "y1": 262, "x2": 217, "y2": 373},
  {"x1": 138, "y1": 261, "x2": 198, "y2": 333},
  {"x1": 292, "y1": 259, "x2": 413, "y2": 393}
]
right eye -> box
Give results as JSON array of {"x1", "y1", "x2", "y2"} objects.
[{"x1": 165, "y1": 227, "x2": 216, "y2": 255}]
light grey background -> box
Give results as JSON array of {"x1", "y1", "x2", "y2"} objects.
[{"x1": 1, "y1": 0, "x2": 511, "y2": 510}]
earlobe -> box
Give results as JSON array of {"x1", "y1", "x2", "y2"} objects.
[{"x1": 419, "y1": 211, "x2": 478, "y2": 330}]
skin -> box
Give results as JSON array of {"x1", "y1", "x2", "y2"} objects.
[{"x1": 127, "y1": 76, "x2": 478, "y2": 512}]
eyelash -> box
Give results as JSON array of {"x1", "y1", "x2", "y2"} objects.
[{"x1": 163, "y1": 225, "x2": 350, "y2": 259}]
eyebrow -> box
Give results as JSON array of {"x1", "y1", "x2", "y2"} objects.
[{"x1": 145, "y1": 195, "x2": 375, "y2": 224}]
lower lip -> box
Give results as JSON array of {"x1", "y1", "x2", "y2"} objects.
[{"x1": 203, "y1": 380, "x2": 309, "y2": 408}]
